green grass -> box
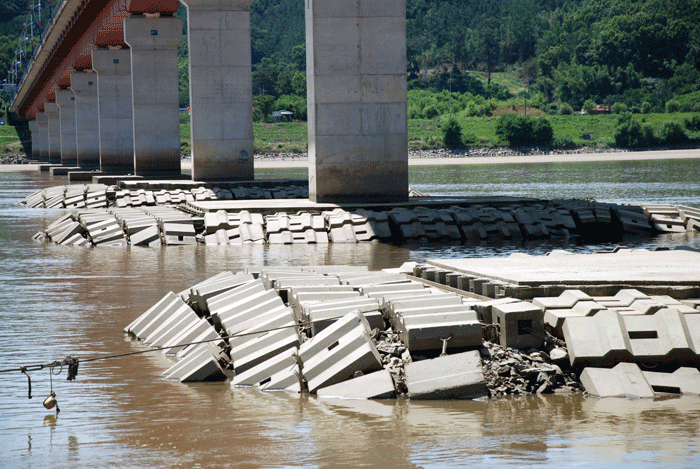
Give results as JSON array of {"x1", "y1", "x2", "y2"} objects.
[{"x1": 0, "y1": 125, "x2": 22, "y2": 154}]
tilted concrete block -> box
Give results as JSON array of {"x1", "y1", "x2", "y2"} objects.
[
  {"x1": 205, "y1": 279, "x2": 265, "y2": 315},
  {"x1": 290, "y1": 290, "x2": 361, "y2": 320},
  {"x1": 304, "y1": 297, "x2": 383, "y2": 334},
  {"x1": 232, "y1": 347, "x2": 299, "y2": 388},
  {"x1": 217, "y1": 292, "x2": 287, "y2": 336},
  {"x1": 622, "y1": 308, "x2": 700, "y2": 366},
  {"x1": 317, "y1": 369, "x2": 396, "y2": 399},
  {"x1": 163, "y1": 343, "x2": 228, "y2": 382},
  {"x1": 161, "y1": 317, "x2": 220, "y2": 356},
  {"x1": 126, "y1": 292, "x2": 194, "y2": 340},
  {"x1": 580, "y1": 362, "x2": 655, "y2": 398},
  {"x1": 563, "y1": 310, "x2": 633, "y2": 367},
  {"x1": 189, "y1": 272, "x2": 255, "y2": 315},
  {"x1": 294, "y1": 312, "x2": 382, "y2": 393},
  {"x1": 230, "y1": 326, "x2": 300, "y2": 375},
  {"x1": 406, "y1": 350, "x2": 487, "y2": 400}
]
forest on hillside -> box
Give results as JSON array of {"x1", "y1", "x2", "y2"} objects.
[{"x1": 2, "y1": 0, "x2": 699, "y2": 119}]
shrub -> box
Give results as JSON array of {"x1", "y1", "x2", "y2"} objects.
[
  {"x1": 496, "y1": 114, "x2": 554, "y2": 147},
  {"x1": 423, "y1": 104, "x2": 440, "y2": 119},
  {"x1": 613, "y1": 113, "x2": 656, "y2": 148},
  {"x1": 611, "y1": 102, "x2": 628, "y2": 114},
  {"x1": 684, "y1": 114, "x2": 700, "y2": 132},
  {"x1": 583, "y1": 99, "x2": 597, "y2": 112},
  {"x1": 641, "y1": 101, "x2": 652, "y2": 114},
  {"x1": 442, "y1": 117, "x2": 463, "y2": 147},
  {"x1": 558, "y1": 102, "x2": 573, "y2": 115},
  {"x1": 665, "y1": 100, "x2": 681, "y2": 113},
  {"x1": 660, "y1": 122, "x2": 689, "y2": 145}
]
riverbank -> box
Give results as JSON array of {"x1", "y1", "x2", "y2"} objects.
[{"x1": 3, "y1": 147, "x2": 700, "y2": 172}]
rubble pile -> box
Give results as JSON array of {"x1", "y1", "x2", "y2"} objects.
[{"x1": 480, "y1": 341, "x2": 582, "y2": 397}]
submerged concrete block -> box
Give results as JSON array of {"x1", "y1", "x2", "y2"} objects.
[
  {"x1": 317, "y1": 369, "x2": 396, "y2": 399},
  {"x1": 643, "y1": 367, "x2": 700, "y2": 395},
  {"x1": 580, "y1": 362, "x2": 655, "y2": 398},
  {"x1": 230, "y1": 326, "x2": 300, "y2": 375},
  {"x1": 163, "y1": 342, "x2": 228, "y2": 382},
  {"x1": 405, "y1": 350, "x2": 487, "y2": 400}
]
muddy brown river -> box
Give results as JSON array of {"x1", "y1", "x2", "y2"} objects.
[{"x1": 2, "y1": 158, "x2": 700, "y2": 468}]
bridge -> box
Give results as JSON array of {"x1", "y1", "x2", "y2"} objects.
[{"x1": 6, "y1": 0, "x2": 408, "y2": 202}]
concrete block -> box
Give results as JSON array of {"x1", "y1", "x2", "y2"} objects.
[
  {"x1": 563, "y1": 310, "x2": 633, "y2": 367},
  {"x1": 163, "y1": 343, "x2": 228, "y2": 382},
  {"x1": 205, "y1": 278, "x2": 264, "y2": 313},
  {"x1": 161, "y1": 317, "x2": 220, "y2": 356},
  {"x1": 230, "y1": 326, "x2": 300, "y2": 375},
  {"x1": 643, "y1": 367, "x2": 700, "y2": 395},
  {"x1": 126, "y1": 292, "x2": 194, "y2": 340},
  {"x1": 189, "y1": 272, "x2": 255, "y2": 315},
  {"x1": 232, "y1": 347, "x2": 299, "y2": 388},
  {"x1": 580, "y1": 362, "x2": 655, "y2": 398},
  {"x1": 492, "y1": 301, "x2": 545, "y2": 349},
  {"x1": 405, "y1": 350, "x2": 487, "y2": 400},
  {"x1": 290, "y1": 290, "x2": 361, "y2": 320},
  {"x1": 472, "y1": 298, "x2": 520, "y2": 324},
  {"x1": 359, "y1": 282, "x2": 425, "y2": 295},
  {"x1": 532, "y1": 290, "x2": 593, "y2": 310},
  {"x1": 304, "y1": 297, "x2": 383, "y2": 334},
  {"x1": 317, "y1": 369, "x2": 396, "y2": 399},
  {"x1": 401, "y1": 313, "x2": 482, "y2": 352},
  {"x1": 216, "y1": 290, "x2": 287, "y2": 334},
  {"x1": 129, "y1": 225, "x2": 161, "y2": 246}
]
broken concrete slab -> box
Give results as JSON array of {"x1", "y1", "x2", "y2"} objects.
[{"x1": 405, "y1": 350, "x2": 487, "y2": 400}]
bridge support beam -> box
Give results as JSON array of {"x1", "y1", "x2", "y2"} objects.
[
  {"x1": 124, "y1": 16, "x2": 183, "y2": 178},
  {"x1": 56, "y1": 89, "x2": 78, "y2": 166},
  {"x1": 92, "y1": 48, "x2": 135, "y2": 173},
  {"x1": 34, "y1": 111, "x2": 49, "y2": 162},
  {"x1": 28, "y1": 120, "x2": 39, "y2": 160},
  {"x1": 44, "y1": 102, "x2": 62, "y2": 164},
  {"x1": 183, "y1": 0, "x2": 254, "y2": 182},
  {"x1": 71, "y1": 71, "x2": 101, "y2": 169},
  {"x1": 305, "y1": 0, "x2": 408, "y2": 203}
]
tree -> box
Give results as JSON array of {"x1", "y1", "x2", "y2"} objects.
[
  {"x1": 442, "y1": 117, "x2": 463, "y2": 147},
  {"x1": 496, "y1": 114, "x2": 553, "y2": 146}
]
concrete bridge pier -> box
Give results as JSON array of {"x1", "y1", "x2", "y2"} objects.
[
  {"x1": 182, "y1": 0, "x2": 255, "y2": 182},
  {"x1": 92, "y1": 48, "x2": 134, "y2": 173},
  {"x1": 34, "y1": 111, "x2": 49, "y2": 162},
  {"x1": 56, "y1": 88, "x2": 78, "y2": 166},
  {"x1": 44, "y1": 101, "x2": 62, "y2": 164},
  {"x1": 124, "y1": 15, "x2": 183, "y2": 178},
  {"x1": 71, "y1": 71, "x2": 101, "y2": 169},
  {"x1": 306, "y1": 0, "x2": 409, "y2": 203},
  {"x1": 27, "y1": 120, "x2": 39, "y2": 160}
]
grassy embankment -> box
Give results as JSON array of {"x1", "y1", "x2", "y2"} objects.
[
  {"x1": 0, "y1": 125, "x2": 23, "y2": 154},
  {"x1": 177, "y1": 112, "x2": 698, "y2": 154},
  {"x1": 2, "y1": 112, "x2": 696, "y2": 156}
]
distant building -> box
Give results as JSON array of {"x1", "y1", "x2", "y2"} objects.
[{"x1": 272, "y1": 110, "x2": 294, "y2": 122}]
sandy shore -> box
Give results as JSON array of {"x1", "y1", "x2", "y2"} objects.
[
  {"x1": 252, "y1": 148, "x2": 700, "y2": 168},
  {"x1": 3, "y1": 148, "x2": 700, "y2": 173}
]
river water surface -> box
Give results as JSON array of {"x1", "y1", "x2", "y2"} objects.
[{"x1": 1, "y1": 157, "x2": 700, "y2": 468}]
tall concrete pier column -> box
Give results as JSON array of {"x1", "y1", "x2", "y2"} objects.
[
  {"x1": 28, "y1": 120, "x2": 40, "y2": 160},
  {"x1": 92, "y1": 48, "x2": 134, "y2": 173},
  {"x1": 124, "y1": 15, "x2": 183, "y2": 177},
  {"x1": 35, "y1": 111, "x2": 49, "y2": 162},
  {"x1": 44, "y1": 101, "x2": 62, "y2": 164},
  {"x1": 56, "y1": 88, "x2": 78, "y2": 166},
  {"x1": 181, "y1": 0, "x2": 254, "y2": 181},
  {"x1": 306, "y1": 0, "x2": 408, "y2": 202},
  {"x1": 71, "y1": 71, "x2": 100, "y2": 169}
]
